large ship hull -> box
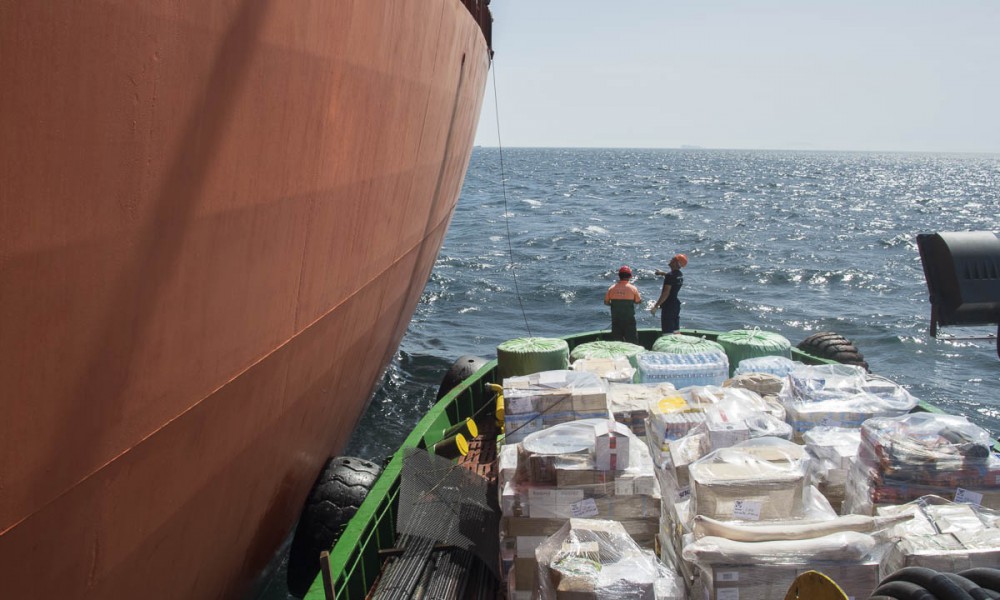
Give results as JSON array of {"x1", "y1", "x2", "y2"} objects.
[{"x1": 0, "y1": 1, "x2": 490, "y2": 597}]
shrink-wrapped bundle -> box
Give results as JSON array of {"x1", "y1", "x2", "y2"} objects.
[
  {"x1": 634, "y1": 350, "x2": 729, "y2": 388},
  {"x1": 876, "y1": 495, "x2": 1000, "y2": 576},
  {"x1": 570, "y1": 357, "x2": 635, "y2": 384},
  {"x1": 803, "y1": 426, "x2": 862, "y2": 513},
  {"x1": 733, "y1": 355, "x2": 799, "y2": 378},
  {"x1": 500, "y1": 421, "x2": 667, "y2": 595},
  {"x1": 859, "y1": 412, "x2": 994, "y2": 473},
  {"x1": 781, "y1": 364, "x2": 917, "y2": 438},
  {"x1": 716, "y1": 329, "x2": 792, "y2": 376},
  {"x1": 688, "y1": 438, "x2": 810, "y2": 521},
  {"x1": 844, "y1": 413, "x2": 1000, "y2": 514},
  {"x1": 534, "y1": 518, "x2": 685, "y2": 600},
  {"x1": 606, "y1": 382, "x2": 677, "y2": 438},
  {"x1": 683, "y1": 505, "x2": 891, "y2": 600},
  {"x1": 502, "y1": 370, "x2": 608, "y2": 444}
]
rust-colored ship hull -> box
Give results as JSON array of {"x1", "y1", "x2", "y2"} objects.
[{"x1": 0, "y1": 1, "x2": 491, "y2": 597}]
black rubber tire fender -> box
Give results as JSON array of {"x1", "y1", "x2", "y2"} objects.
[
  {"x1": 436, "y1": 355, "x2": 488, "y2": 400},
  {"x1": 286, "y1": 456, "x2": 382, "y2": 597},
  {"x1": 938, "y1": 573, "x2": 1000, "y2": 600},
  {"x1": 871, "y1": 580, "x2": 940, "y2": 600},
  {"x1": 960, "y1": 569, "x2": 1000, "y2": 593},
  {"x1": 881, "y1": 567, "x2": 976, "y2": 600},
  {"x1": 796, "y1": 331, "x2": 870, "y2": 372}
]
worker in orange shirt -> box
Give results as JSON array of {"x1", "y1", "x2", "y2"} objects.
[{"x1": 604, "y1": 265, "x2": 642, "y2": 343}]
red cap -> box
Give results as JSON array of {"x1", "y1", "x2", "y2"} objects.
[
  {"x1": 618, "y1": 265, "x2": 632, "y2": 277},
  {"x1": 673, "y1": 254, "x2": 688, "y2": 268}
]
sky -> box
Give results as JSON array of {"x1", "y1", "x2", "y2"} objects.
[{"x1": 473, "y1": 0, "x2": 1000, "y2": 153}]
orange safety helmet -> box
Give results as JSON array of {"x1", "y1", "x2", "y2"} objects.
[{"x1": 673, "y1": 254, "x2": 688, "y2": 268}]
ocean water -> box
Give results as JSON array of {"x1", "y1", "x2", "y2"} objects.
[
  {"x1": 255, "y1": 147, "x2": 1000, "y2": 599},
  {"x1": 347, "y1": 147, "x2": 1000, "y2": 461}
]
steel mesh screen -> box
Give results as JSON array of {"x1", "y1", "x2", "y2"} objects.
[{"x1": 395, "y1": 448, "x2": 499, "y2": 576}]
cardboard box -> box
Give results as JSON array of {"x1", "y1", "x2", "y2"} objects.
[
  {"x1": 702, "y1": 561, "x2": 879, "y2": 600},
  {"x1": 706, "y1": 420, "x2": 749, "y2": 449},
  {"x1": 514, "y1": 557, "x2": 538, "y2": 590},
  {"x1": 595, "y1": 420, "x2": 631, "y2": 471},
  {"x1": 882, "y1": 529, "x2": 1000, "y2": 575},
  {"x1": 690, "y1": 462, "x2": 806, "y2": 520},
  {"x1": 502, "y1": 516, "x2": 658, "y2": 548},
  {"x1": 526, "y1": 487, "x2": 659, "y2": 520}
]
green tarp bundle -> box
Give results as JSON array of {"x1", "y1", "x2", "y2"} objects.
[
  {"x1": 569, "y1": 340, "x2": 645, "y2": 362},
  {"x1": 496, "y1": 337, "x2": 570, "y2": 380},
  {"x1": 716, "y1": 329, "x2": 792, "y2": 376},
  {"x1": 651, "y1": 334, "x2": 725, "y2": 355}
]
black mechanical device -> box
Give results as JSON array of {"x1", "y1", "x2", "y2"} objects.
[{"x1": 916, "y1": 231, "x2": 1000, "y2": 358}]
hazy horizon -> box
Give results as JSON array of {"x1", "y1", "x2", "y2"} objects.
[{"x1": 474, "y1": 0, "x2": 1000, "y2": 154}]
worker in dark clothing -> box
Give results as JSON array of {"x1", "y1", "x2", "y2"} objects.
[
  {"x1": 651, "y1": 254, "x2": 687, "y2": 333},
  {"x1": 604, "y1": 265, "x2": 642, "y2": 343}
]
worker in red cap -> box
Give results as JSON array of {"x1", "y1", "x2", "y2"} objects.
[
  {"x1": 651, "y1": 254, "x2": 687, "y2": 333},
  {"x1": 604, "y1": 265, "x2": 642, "y2": 343}
]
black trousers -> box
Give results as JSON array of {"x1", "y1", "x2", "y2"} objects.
[
  {"x1": 661, "y1": 302, "x2": 680, "y2": 334},
  {"x1": 610, "y1": 315, "x2": 638, "y2": 344}
]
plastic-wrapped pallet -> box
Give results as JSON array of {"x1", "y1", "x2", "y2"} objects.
[
  {"x1": 844, "y1": 413, "x2": 1000, "y2": 514},
  {"x1": 802, "y1": 426, "x2": 862, "y2": 513},
  {"x1": 534, "y1": 518, "x2": 685, "y2": 599},
  {"x1": 499, "y1": 420, "x2": 665, "y2": 595},
  {"x1": 634, "y1": 350, "x2": 728, "y2": 388},
  {"x1": 780, "y1": 364, "x2": 917, "y2": 439},
  {"x1": 733, "y1": 355, "x2": 800, "y2": 378},
  {"x1": 682, "y1": 500, "x2": 885, "y2": 600},
  {"x1": 502, "y1": 370, "x2": 609, "y2": 444},
  {"x1": 606, "y1": 382, "x2": 677, "y2": 438},
  {"x1": 571, "y1": 356, "x2": 635, "y2": 384},
  {"x1": 688, "y1": 438, "x2": 811, "y2": 521},
  {"x1": 876, "y1": 495, "x2": 1000, "y2": 577},
  {"x1": 716, "y1": 329, "x2": 791, "y2": 376}
]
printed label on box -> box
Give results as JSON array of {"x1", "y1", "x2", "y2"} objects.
[
  {"x1": 570, "y1": 498, "x2": 599, "y2": 518},
  {"x1": 717, "y1": 571, "x2": 739, "y2": 582},
  {"x1": 528, "y1": 488, "x2": 585, "y2": 518},
  {"x1": 955, "y1": 488, "x2": 983, "y2": 506},
  {"x1": 717, "y1": 588, "x2": 739, "y2": 600},
  {"x1": 732, "y1": 499, "x2": 763, "y2": 521}
]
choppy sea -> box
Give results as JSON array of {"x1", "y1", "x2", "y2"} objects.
[
  {"x1": 255, "y1": 147, "x2": 1000, "y2": 599},
  {"x1": 348, "y1": 147, "x2": 1000, "y2": 461}
]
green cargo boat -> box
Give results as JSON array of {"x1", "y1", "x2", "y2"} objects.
[{"x1": 302, "y1": 327, "x2": 1000, "y2": 600}]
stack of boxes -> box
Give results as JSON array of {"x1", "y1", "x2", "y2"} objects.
[
  {"x1": 877, "y1": 499, "x2": 1000, "y2": 575},
  {"x1": 493, "y1": 333, "x2": 998, "y2": 600},
  {"x1": 780, "y1": 364, "x2": 917, "y2": 441},
  {"x1": 634, "y1": 351, "x2": 729, "y2": 388},
  {"x1": 499, "y1": 373, "x2": 660, "y2": 598},
  {"x1": 845, "y1": 412, "x2": 1000, "y2": 514},
  {"x1": 803, "y1": 426, "x2": 862, "y2": 513},
  {"x1": 502, "y1": 371, "x2": 609, "y2": 444}
]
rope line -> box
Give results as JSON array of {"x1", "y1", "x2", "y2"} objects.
[{"x1": 490, "y1": 61, "x2": 532, "y2": 338}]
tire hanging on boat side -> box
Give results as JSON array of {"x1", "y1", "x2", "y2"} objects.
[
  {"x1": 286, "y1": 456, "x2": 382, "y2": 597},
  {"x1": 436, "y1": 355, "x2": 488, "y2": 400},
  {"x1": 796, "y1": 331, "x2": 870, "y2": 372}
]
